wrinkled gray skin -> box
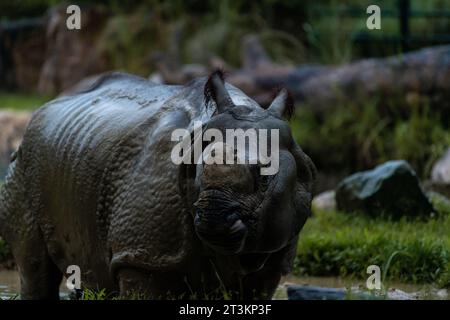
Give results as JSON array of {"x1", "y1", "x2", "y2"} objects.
[{"x1": 0, "y1": 72, "x2": 315, "y2": 300}]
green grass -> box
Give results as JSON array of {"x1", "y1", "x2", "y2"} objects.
[
  {"x1": 294, "y1": 194, "x2": 450, "y2": 287},
  {"x1": 0, "y1": 92, "x2": 50, "y2": 111},
  {"x1": 81, "y1": 288, "x2": 108, "y2": 300}
]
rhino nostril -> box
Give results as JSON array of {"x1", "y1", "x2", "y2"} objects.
[{"x1": 196, "y1": 219, "x2": 248, "y2": 255}]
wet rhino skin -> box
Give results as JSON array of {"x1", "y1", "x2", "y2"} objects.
[{"x1": 0, "y1": 72, "x2": 314, "y2": 299}]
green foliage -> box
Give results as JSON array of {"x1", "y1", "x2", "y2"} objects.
[
  {"x1": 2, "y1": 0, "x2": 449, "y2": 67},
  {"x1": 303, "y1": 0, "x2": 450, "y2": 60},
  {"x1": 291, "y1": 100, "x2": 450, "y2": 180},
  {"x1": 0, "y1": 92, "x2": 51, "y2": 111},
  {"x1": 303, "y1": 0, "x2": 355, "y2": 64},
  {"x1": 81, "y1": 288, "x2": 108, "y2": 300},
  {"x1": 295, "y1": 196, "x2": 450, "y2": 286},
  {"x1": 94, "y1": 0, "x2": 309, "y2": 73},
  {"x1": 393, "y1": 105, "x2": 450, "y2": 177},
  {"x1": 0, "y1": 0, "x2": 59, "y2": 20}
]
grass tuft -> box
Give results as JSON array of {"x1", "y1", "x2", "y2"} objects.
[{"x1": 0, "y1": 92, "x2": 51, "y2": 111}]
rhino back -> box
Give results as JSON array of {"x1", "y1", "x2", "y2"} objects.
[
  {"x1": 8, "y1": 72, "x2": 261, "y2": 283},
  {"x1": 15, "y1": 73, "x2": 198, "y2": 280}
]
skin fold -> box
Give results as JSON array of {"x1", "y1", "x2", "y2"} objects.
[{"x1": 0, "y1": 71, "x2": 315, "y2": 299}]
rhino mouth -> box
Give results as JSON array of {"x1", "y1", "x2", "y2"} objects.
[
  {"x1": 194, "y1": 189, "x2": 249, "y2": 254},
  {"x1": 195, "y1": 214, "x2": 248, "y2": 254}
]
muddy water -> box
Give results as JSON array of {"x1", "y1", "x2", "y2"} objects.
[
  {"x1": 274, "y1": 275, "x2": 449, "y2": 300},
  {"x1": 0, "y1": 270, "x2": 447, "y2": 300},
  {"x1": 0, "y1": 270, "x2": 69, "y2": 300},
  {"x1": 0, "y1": 270, "x2": 20, "y2": 299}
]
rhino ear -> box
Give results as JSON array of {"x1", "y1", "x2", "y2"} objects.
[
  {"x1": 204, "y1": 70, "x2": 235, "y2": 114},
  {"x1": 268, "y1": 88, "x2": 294, "y2": 119}
]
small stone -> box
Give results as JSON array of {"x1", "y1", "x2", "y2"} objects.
[
  {"x1": 312, "y1": 190, "x2": 336, "y2": 211},
  {"x1": 386, "y1": 288, "x2": 414, "y2": 300},
  {"x1": 431, "y1": 148, "x2": 450, "y2": 184},
  {"x1": 436, "y1": 289, "x2": 448, "y2": 299},
  {"x1": 429, "y1": 148, "x2": 450, "y2": 197}
]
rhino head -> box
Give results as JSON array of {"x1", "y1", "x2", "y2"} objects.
[{"x1": 180, "y1": 71, "x2": 316, "y2": 274}]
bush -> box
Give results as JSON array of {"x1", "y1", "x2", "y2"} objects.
[
  {"x1": 0, "y1": 92, "x2": 50, "y2": 110},
  {"x1": 291, "y1": 100, "x2": 450, "y2": 180}
]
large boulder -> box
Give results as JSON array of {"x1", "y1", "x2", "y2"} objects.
[
  {"x1": 429, "y1": 148, "x2": 450, "y2": 197},
  {"x1": 312, "y1": 190, "x2": 336, "y2": 212},
  {"x1": 335, "y1": 160, "x2": 434, "y2": 218},
  {"x1": 38, "y1": 4, "x2": 109, "y2": 95},
  {"x1": 0, "y1": 18, "x2": 46, "y2": 91},
  {"x1": 0, "y1": 111, "x2": 30, "y2": 181}
]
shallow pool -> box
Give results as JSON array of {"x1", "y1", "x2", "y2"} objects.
[{"x1": 0, "y1": 270, "x2": 447, "y2": 300}]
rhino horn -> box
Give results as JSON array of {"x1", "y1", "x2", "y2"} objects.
[{"x1": 205, "y1": 70, "x2": 235, "y2": 114}]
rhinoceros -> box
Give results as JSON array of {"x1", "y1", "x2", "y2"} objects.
[{"x1": 0, "y1": 71, "x2": 315, "y2": 299}]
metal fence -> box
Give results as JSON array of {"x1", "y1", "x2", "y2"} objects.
[{"x1": 311, "y1": 0, "x2": 450, "y2": 52}]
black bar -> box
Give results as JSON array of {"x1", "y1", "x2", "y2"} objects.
[
  {"x1": 0, "y1": 300, "x2": 448, "y2": 318},
  {"x1": 399, "y1": 0, "x2": 411, "y2": 51}
]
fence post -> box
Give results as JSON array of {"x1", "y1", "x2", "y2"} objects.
[{"x1": 399, "y1": 0, "x2": 410, "y2": 51}]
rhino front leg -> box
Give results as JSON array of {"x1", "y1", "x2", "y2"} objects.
[
  {"x1": 15, "y1": 235, "x2": 63, "y2": 300},
  {"x1": 241, "y1": 240, "x2": 298, "y2": 299},
  {"x1": 0, "y1": 167, "x2": 63, "y2": 299},
  {"x1": 241, "y1": 266, "x2": 282, "y2": 300}
]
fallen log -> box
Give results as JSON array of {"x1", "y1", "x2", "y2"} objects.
[{"x1": 152, "y1": 36, "x2": 450, "y2": 114}]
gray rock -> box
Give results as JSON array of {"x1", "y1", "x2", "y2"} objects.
[
  {"x1": 287, "y1": 285, "x2": 382, "y2": 300},
  {"x1": 312, "y1": 190, "x2": 336, "y2": 211},
  {"x1": 431, "y1": 148, "x2": 450, "y2": 184},
  {"x1": 335, "y1": 160, "x2": 434, "y2": 218},
  {"x1": 436, "y1": 289, "x2": 448, "y2": 299}
]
